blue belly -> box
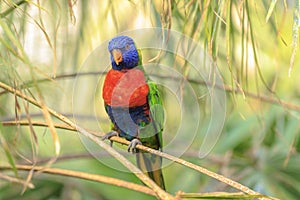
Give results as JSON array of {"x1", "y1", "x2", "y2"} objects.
[{"x1": 106, "y1": 104, "x2": 150, "y2": 140}]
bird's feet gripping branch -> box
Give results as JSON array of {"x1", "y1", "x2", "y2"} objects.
[
  {"x1": 101, "y1": 131, "x2": 119, "y2": 146},
  {"x1": 127, "y1": 138, "x2": 142, "y2": 153},
  {"x1": 102, "y1": 131, "x2": 142, "y2": 152}
]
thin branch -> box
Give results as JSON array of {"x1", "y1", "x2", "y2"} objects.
[
  {"x1": 1, "y1": 113, "x2": 105, "y2": 122},
  {"x1": 0, "y1": 172, "x2": 34, "y2": 189},
  {"x1": 2, "y1": 120, "x2": 74, "y2": 131},
  {"x1": 0, "y1": 165, "x2": 156, "y2": 197},
  {"x1": 176, "y1": 191, "x2": 271, "y2": 199},
  {"x1": 0, "y1": 81, "x2": 174, "y2": 200},
  {"x1": 0, "y1": 71, "x2": 105, "y2": 96}
]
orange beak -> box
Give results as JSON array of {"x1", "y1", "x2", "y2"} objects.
[{"x1": 112, "y1": 49, "x2": 123, "y2": 65}]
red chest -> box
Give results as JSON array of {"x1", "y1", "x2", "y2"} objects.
[{"x1": 102, "y1": 69, "x2": 149, "y2": 107}]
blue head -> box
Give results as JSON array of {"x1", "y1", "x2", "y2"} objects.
[{"x1": 108, "y1": 36, "x2": 139, "y2": 70}]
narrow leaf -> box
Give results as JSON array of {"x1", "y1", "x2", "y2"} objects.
[
  {"x1": 226, "y1": 1, "x2": 236, "y2": 100},
  {"x1": 0, "y1": 16, "x2": 31, "y2": 65},
  {"x1": 265, "y1": 0, "x2": 278, "y2": 23},
  {"x1": 0, "y1": 125, "x2": 18, "y2": 177},
  {"x1": 41, "y1": 103, "x2": 60, "y2": 156}
]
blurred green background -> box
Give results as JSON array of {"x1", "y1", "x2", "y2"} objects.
[{"x1": 0, "y1": 0, "x2": 300, "y2": 199}]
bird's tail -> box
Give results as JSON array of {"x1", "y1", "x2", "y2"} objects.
[{"x1": 136, "y1": 152, "x2": 165, "y2": 190}]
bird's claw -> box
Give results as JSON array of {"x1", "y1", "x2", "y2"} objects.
[
  {"x1": 127, "y1": 138, "x2": 142, "y2": 153},
  {"x1": 102, "y1": 131, "x2": 119, "y2": 147}
]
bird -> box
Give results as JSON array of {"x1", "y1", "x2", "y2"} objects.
[{"x1": 101, "y1": 35, "x2": 165, "y2": 190}]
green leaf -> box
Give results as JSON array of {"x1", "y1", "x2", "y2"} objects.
[
  {"x1": 0, "y1": 124, "x2": 18, "y2": 177},
  {"x1": 0, "y1": 17, "x2": 29, "y2": 63},
  {"x1": 265, "y1": 0, "x2": 278, "y2": 23}
]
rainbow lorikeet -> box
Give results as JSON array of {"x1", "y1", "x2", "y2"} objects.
[{"x1": 102, "y1": 36, "x2": 165, "y2": 189}]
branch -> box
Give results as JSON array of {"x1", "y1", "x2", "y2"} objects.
[
  {"x1": 0, "y1": 165, "x2": 156, "y2": 197},
  {"x1": 0, "y1": 172, "x2": 34, "y2": 189},
  {"x1": 1, "y1": 112, "x2": 105, "y2": 122},
  {"x1": 2, "y1": 120, "x2": 74, "y2": 131},
  {"x1": 0, "y1": 81, "x2": 173, "y2": 200},
  {"x1": 176, "y1": 191, "x2": 270, "y2": 199}
]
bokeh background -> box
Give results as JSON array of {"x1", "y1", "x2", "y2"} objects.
[{"x1": 0, "y1": 0, "x2": 299, "y2": 199}]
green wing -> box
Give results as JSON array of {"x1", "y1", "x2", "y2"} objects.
[
  {"x1": 147, "y1": 81, "x2": 164, "y2": 149},
  {"x1": 136, "y1": 49, "x2": 166, "y2": 189},
  {"x1": 138, "y1": 81, "x2": 165, "y2": 189},
  {"x1": 136, "y1": 49, "x2": 164, "y2": 149}
]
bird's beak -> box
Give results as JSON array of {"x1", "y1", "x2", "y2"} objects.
[{"x1": 112, "y1": 49, "x2": 123, "y2": 65}]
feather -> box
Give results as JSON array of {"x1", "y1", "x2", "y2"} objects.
[{"x1": 136, "y1": 152, "x2": 165, "y2": 190}]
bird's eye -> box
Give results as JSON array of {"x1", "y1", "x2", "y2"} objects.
[{"x1": 125, "y1": 44, "x2": 130, "y2": 50}]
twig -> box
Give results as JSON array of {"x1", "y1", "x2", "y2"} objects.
[
  {"x1": 176, "y1": 191, "x2": 273, "y2": 199},
  {"x1": 0, "y1": 165, "x2": 156, "y2": 197},
  {"x1": 0, "y1": 81, "x2": 174, "y2": 200},
  {"x1": 0, "y1": 172, "x2": 34, "y2": 189},
  {"x1": 2, "y1": 120, "x2": 74, "y2": 131},
  {"x1": 1, "y1": 113, "x2": 106, "y2": 122}
]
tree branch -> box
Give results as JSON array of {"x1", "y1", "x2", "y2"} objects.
[
  {"x1": 0, "y1": 165, "x2": 156, "y2": 197},
  {"x1": 0, "y1": 172, "x2": 34, "y2": 189},
  {"x1": 2, "y1": 120, "x2": 74, "y2": 131},
  {"x1": 176, "y1": 191, "x2": 271, "y2": 199}
]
